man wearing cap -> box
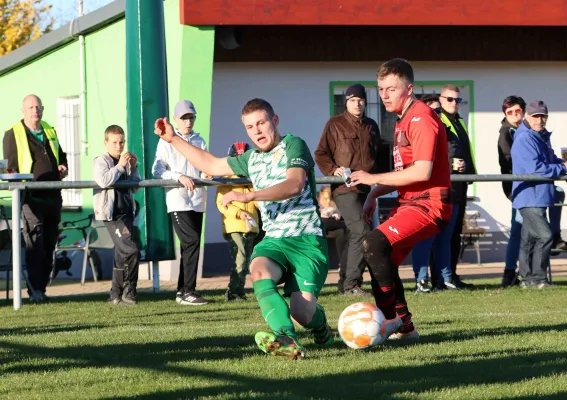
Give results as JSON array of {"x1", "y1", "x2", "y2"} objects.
[
  {"x1": 511, "y1": 100, "x2": 565, "y2": 289},
  {"x1": 152, "y1": 100, "x2": 208, "y2": 305},
  {"x1": 314, "y1": 84, "x2": 381, "y2": 296}
]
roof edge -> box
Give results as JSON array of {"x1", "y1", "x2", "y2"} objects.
[{"x1": 0, "y1": 0, "x2": 126, "y2": 77}]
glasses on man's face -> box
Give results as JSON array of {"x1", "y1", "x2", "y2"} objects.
[
  {"x1": 505, "y1": 108, "x2": 523, "y2": 117},
  {"x1": 440, "y1": 96, "x2": 462, "y2": 104},
  {"x1": 181, "y1": 115, "x2": 196, "y2": 121}
]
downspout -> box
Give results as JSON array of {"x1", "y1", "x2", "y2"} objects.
[{"x1": 79, "y1": 0, "x2": 88, "y2": 155}]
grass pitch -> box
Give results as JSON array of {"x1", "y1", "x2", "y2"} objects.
[{"x1": 1, "y1": 278, "x2": 567, "y2": 399}]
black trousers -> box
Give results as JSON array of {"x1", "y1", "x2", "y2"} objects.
[
  {"x1": 450, "y1": 199, "x2": 467, "y2": 279},
  {"x1": 333, "y1": 192, "x2": 370, "y2": 291},
  {"x1": 170, "y1": 211, "x2": 203, "y2": 294},
  {"x1": 22, "y1": 200, "x2": 61, "y2": 295},
  {"x1": 104, "y1": 215, "x2": 140, "y2": 297}
]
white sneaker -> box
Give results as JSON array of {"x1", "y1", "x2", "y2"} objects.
[
  {"x1": 380, "y1": 315, "x2": 403, "y2": 339},
  {"x1": 178, "y1": 292, "x2": 208, "y2": 306},
  {"x1": 390, "y1": 327, "x2": 420, "y2": 340}
]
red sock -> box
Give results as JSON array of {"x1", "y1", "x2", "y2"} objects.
[
  {"x1": 395, "y1": 302, "x2": 414, "y2": 333},
  {"x1": 371, "y1": 280, "x2": 396, "y2": 319}
]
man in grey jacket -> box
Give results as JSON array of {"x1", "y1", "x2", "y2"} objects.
[{"x1": 93, "y1": 125, "x2": 141, "y2": 305}]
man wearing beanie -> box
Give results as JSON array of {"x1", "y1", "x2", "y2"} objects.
[{"x1": 315, "y1": 83, "x2": 382, "y2": 296}]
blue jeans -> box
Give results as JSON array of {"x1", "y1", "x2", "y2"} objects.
[
  {"x1": 505, "y1": 186, "x2": 564, "y2": 271},
  {"x1": 411, "y1": 205, "x2": 460, "y2": 284}
]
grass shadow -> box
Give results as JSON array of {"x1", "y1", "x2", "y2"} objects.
[{"x1": 95, "y1": 347, "x2": 567, "y2": 399}]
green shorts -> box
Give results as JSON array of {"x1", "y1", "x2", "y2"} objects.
[{"x1": 251, "y1": 235, "x2": 329, "y2": 298}]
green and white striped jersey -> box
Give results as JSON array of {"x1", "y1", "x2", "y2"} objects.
[{"x1": 226, "y1": 134, "x2": 323, "y2": 238}]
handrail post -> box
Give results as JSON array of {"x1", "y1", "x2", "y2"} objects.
[
  {"x1": 12, "y1": 188, "x2": 22, "y2": 310},
  {"x1": 151, "y1": 261, "x2": 160, "y2": 293}
]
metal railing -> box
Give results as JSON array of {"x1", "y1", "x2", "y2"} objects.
[{"x1": 4, "y1": 173, "x2": 567, "y2": 310}]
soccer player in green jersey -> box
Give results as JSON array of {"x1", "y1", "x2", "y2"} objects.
[{"x1": 154, "y1": 98, "x2": 332, "y2": 360}]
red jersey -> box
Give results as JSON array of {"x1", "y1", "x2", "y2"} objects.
[{"x1": 392, "y1": 100, "x2": 451, "y2": 204}]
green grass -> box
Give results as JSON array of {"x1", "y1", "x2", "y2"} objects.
[{"x1": 1, "y1": 279, "x2": 567, "y2": 400}]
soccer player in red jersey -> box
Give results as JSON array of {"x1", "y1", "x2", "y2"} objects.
[{"x1": 350, "y1": 58, "x2": 452, "y2": 340}]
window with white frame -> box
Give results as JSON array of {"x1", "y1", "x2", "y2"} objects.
[{"x1": 56, "y1": 97, "x2": 82, "y2": 207}]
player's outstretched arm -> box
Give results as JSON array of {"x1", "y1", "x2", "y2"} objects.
[
  {"x1": 350, "y1": 160, "x2": 433, "y2": 187},
  {"x1": 154, "y1": 117, "x2": 234, "y2": 177}
]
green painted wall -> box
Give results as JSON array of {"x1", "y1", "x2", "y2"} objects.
[
  {"x1": 164, "y1": 0, "x2": 215, "y2": 249},
  {"x1": 0, "y1": 0, "x2": 216, "y2": 250}
]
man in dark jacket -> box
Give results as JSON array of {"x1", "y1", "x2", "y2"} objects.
[
  {"x1": 511, "y1": 100, "x2": 565, "y2": 289},
  {"x1": 3, "y1": 95, "x2": 68, "y2": 303},
  {"x1": 314, "y1": 84, "x2": 381, "y2": 296},
  {"x1": 498, "y1": 96, "x2": 566, "y2": 287},
  {"x1": 438, "y1": 84, "x2": 476, "y2": 288}
]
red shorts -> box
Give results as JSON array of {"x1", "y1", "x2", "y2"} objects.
[{"x1": 377, "y1": 202, "x2": 453, "y2": 266}]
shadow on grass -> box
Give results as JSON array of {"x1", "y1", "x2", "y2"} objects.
[
  {"x1": 0, "y1": 323, "x2": 108, "y2": 337},
  {"x1": 0, "y1": 334, "x2": 257, "y2": 376},
  {"x1": 2, "y1": 322, "x2": 567, "y2": 399},
  {"x1": 91, "y1": 347, "x2": 567, "y2": 399}
]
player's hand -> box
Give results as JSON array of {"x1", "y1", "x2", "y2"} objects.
[
  {"x1": 58, "y1": 165, "x2": 68, "y2": 178},
  {"x1": 333, "y1": 167, "x2": 345, "y2": 177},
  {"x1": 222, "y1": 191, "x2": 251, "y2": 208},
  {"x1": 154, "y1": 117, "x2": 176, "y2": 143},
  {"x1": 333, "y1": 213, "x2": 341, "y2": 220},
  {"x1": 457, "y1": 160, "x2": 466, "y2": 173},
  {"x1": 118, "y1": 153, "x2": 130, "y2": 167},
  {"x1": 362, "y1": 196, "x2": 377, "y2": 225},
  {"x1": 239, "y1": 211, "x2": 252, "y2": 221},
  {"x1": 350, "y1": 171, "x2": 376, "y2": 186},
  {"x1": 178, "y1": 175, "x2": 195, "y2": 190}
]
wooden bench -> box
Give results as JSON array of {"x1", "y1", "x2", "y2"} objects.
[{"x1": 460, "y1": 211, "x2": 486, "y2": 265}]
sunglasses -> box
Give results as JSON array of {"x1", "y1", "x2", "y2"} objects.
[
  {"x1": 440, "y1": 96, "x2": 462, "y2": 104},
  {"x1": 181, "y1": 115, "x2": 196, "y2": 121},
  {"x1": 505, "y1": 109, "x2": 523, "y2": 116}
]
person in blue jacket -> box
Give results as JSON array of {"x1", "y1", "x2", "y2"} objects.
[{"x1": 511, "y1": 100, "x2": 566, "y2": 289}]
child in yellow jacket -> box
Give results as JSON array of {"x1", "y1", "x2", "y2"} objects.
[{"x1": 216, "y1": 142, "x2": 260, "y2": 301}]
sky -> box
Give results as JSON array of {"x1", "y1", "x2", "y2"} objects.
[{"x1": 49, "y1": 0, "x2": 114, "y2": 29}]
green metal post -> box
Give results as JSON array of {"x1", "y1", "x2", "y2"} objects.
[{"x1": 125, "y1": 0, "x2": 174, "y2": 261}]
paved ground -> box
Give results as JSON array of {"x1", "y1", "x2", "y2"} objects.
[{"x1": 5, "y1": 260, "x2": 567, "y2": 300}]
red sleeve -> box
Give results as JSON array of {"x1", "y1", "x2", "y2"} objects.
[{"x1": 409, "y1": 113, "x2": 439, "y2": 162}]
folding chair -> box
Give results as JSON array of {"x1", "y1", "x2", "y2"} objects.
[
  {"x1": 80, "y1": 218, "x2": 115, "y2": 285},
  {"x1": 53, "y1": 214, "x2": 114, "y2": 286},
  {"x1": 52, "y1": 214, "x2": 100, "y2": 286}
]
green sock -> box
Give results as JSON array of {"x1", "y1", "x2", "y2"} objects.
[
  {"x1": 253, "y1": 279, "x2": 296, "y2": 339},
  {"x1": 305, "y1": 304, "x2": 327, "y2": 331}
]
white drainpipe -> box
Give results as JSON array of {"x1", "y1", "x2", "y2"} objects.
[{"x1": 79, "y1": 0, "x2": 88, "y2": 155}]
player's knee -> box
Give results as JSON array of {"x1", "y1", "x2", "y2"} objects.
[
  {"x1": 362, "y1": 229, "x2": 392, "y2": 260},
  {"x1": 249, "y1": 258, "x2": 271, "y2": 282},
  {"x1": 362, "y1": 229, "x2": 393, "y2": 277}
]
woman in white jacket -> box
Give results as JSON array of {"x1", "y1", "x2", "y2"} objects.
[{"x1": 152, "y1": 100, "x2": 208, "y2": 306}]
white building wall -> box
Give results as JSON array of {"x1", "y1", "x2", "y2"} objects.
[{"x1": 207, "y1": 61, "x2": 567, "y2": 262}]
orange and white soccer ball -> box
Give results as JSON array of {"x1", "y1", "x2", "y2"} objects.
[{"x1": 338, "y1": 302, "x2": 387, "y2": 349}]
